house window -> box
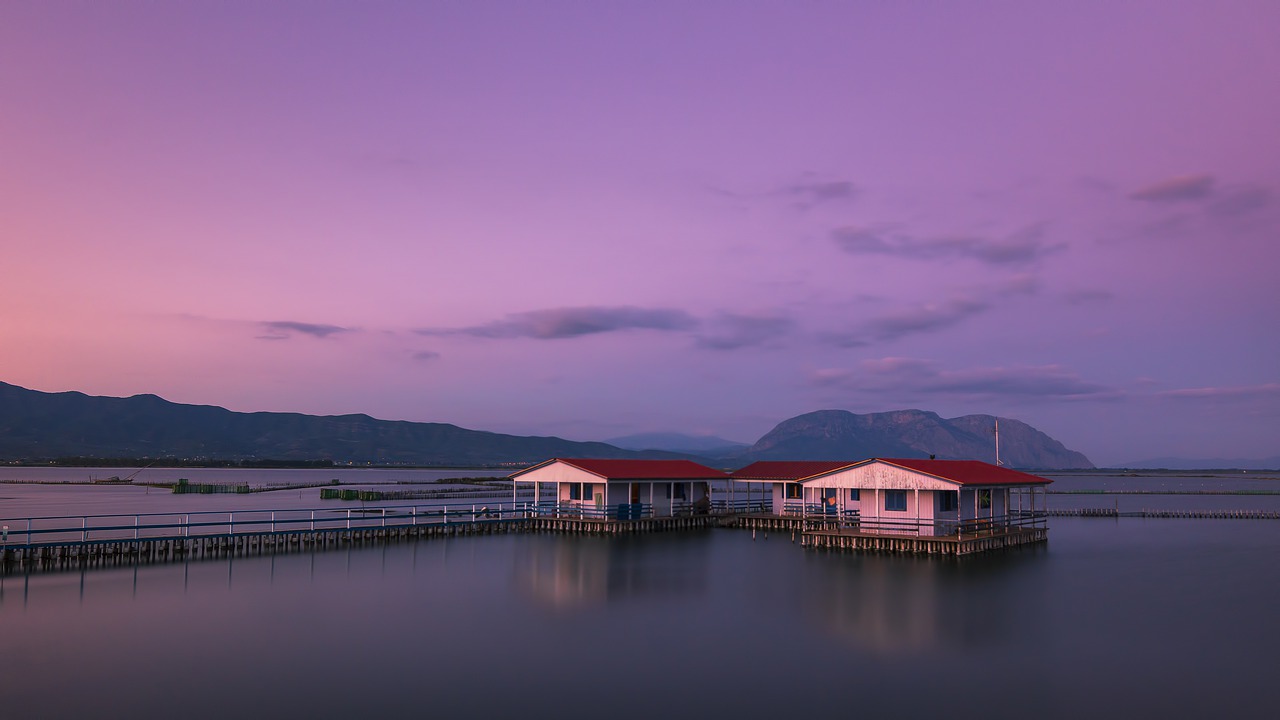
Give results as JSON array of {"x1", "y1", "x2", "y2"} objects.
[
  {"x1": 849, "y1": 489, "x2": 860, "y2": 501},
  {"x1": 938, "y1": 492, "x2": 958, "y2": 512},
  {"x1": 569, "y1": 483, "x2": 582, "y2": 500},
  {"x1": 884, "y1": 490, "x2": 907, "y2": 512},
  {"x1": 978, "y1": 489, "x2": 992, "y2": 509},
  {"x1": 672, "y1": 484, "x2": 686, "y2": 500},
  {"x1": 784, "y1": 484, "x2": 802, "y2": 500}
]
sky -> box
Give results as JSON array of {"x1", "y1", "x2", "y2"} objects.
[{"x1": 2, "y1": 1, "x2": 1278, "y2": 466}]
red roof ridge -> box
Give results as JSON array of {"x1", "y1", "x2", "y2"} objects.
[
  {"x1": 511, "y1": 457, "x2": 729, "y2": 480},
  {"x1": 728, "y1": 458, "x2": 1051, "y2": 486}
]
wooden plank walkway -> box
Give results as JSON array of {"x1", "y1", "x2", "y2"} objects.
[
  {"x1": 802, "y1": 526, "x2": 1048, "y2": 556},
  {"x1": 1, "y1": 518, "x2": 533, "y2": 574},
  {"x1": 0, "y1": 509, "x2": 725, "y2": 575},
  {"x1": 1046, "y1": 508, "x2": 1280, "y2": 519}
]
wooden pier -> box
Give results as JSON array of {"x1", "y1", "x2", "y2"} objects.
[
  {"x1": 802, "y1": 526, "x2": 1049, "y2": 556},
  {"x1": 1, "y1": 518, "x2": 533, "y2": 573},
  {"x1": 0, "y1": 500, "x2": 1060, "y2": 576},
  {"x1": 0, "y1": 502, "x2": 733, "y2": 575},
  {"x1": 1046, "y1": 508, "x2": 1280, "y2": 519},
  {"x1": 532, "y1": 514, "x2": 716, "y2": 534}
]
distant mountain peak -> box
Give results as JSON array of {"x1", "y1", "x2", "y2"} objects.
[
  {"x1": 604, "y1": 432, "x2": 749, "y2": 453},
  {"x1": 738, "y1": 409, "x2": 1091, "y2": 469}
]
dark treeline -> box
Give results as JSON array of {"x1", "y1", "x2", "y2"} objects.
[{"x1": 9, "y1": 457, "x2": 339, "y2": 469}]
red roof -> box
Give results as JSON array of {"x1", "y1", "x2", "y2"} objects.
[
  {"x1": 730, "y1": 458, "x2": 1051, "y2": 486},
  {"x1": 511, "y1": 458, "x2": 729, "y2": 481},
  {"x1": 731, "y1": 461, "x2": 860, "y2": 481},
  {"x1": 868, "y1": 458, "x2": 1052, "y2": 486}
]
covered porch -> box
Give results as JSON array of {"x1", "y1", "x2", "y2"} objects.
[
  {"x1": 508, "y1": 458, "x2": 728, "y2": 521},
  {"x1": 731, "y1": 458, "x2": 1052, "y2": 542}
]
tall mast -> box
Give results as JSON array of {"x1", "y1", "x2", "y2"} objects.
[{"x1": 995, "y1": 418, "x2": 1002, "y2": 466}]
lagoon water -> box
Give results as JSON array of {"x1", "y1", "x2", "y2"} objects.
[{"x1": 2, "y1": 470, "x2": 1279, "y2": 719}]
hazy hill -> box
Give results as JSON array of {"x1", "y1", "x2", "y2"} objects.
[
  {"x1": 730, "y1": 409, "x2": 1093, "y2": 469},
  {"x1": 0, "y1": 382, "x2": 684, "y2": 466},
  {"x1": 604, "y1": 432, "x2": 749, "y2": 454},
  {"x1": 1118, "y1": 456, "x2": 1280, "y2": 471},
  {"x1": 0, "y1": 382, "x2": 1094, "y2": 469}
]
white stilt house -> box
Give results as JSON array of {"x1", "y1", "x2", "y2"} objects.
[
  {"x1": 731, "y1": 458, "x2": 1051, "y2": 537},
  {"x1": 509, "y1": 458, "x2": 728, "y2": 520}
]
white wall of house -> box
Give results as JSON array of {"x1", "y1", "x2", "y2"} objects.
[
  {"x1": 515, "y1": 463, "x2": 599, "y2": 486},
  {"x1": 557, "y1": 481, "x2": 603, "y2": 506},
  {"x1": 805, "y1": 464, "x2": 959, "y2": 492},
  {"x1": 956, "y1": 487, "x2": 1009, "y2": 520}
]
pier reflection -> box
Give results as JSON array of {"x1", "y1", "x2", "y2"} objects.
[
  {"x1": 513, "y1": 532, "x2": 710, "y2": 609},
  {"x1": 799, "y1": 547, "x2": 1046, "y2": 654}
]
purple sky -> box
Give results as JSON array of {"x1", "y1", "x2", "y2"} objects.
[{"x1": 2, "y1": 2, "x2": 1278, "y2": 465}]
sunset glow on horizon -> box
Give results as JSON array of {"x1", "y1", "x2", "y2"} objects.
[{"x1": 2, "y1": 2, "x2": 1278, "y2": 465}]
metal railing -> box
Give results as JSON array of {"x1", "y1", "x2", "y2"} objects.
[
  {"x1": 834, "y1": 511, "x2": 1049, "y2": 538},
  {"x1": 709, "y1": 498, "x2": 773, "y2": 514},
  {"x1": 0, "y1": 502, "x2": 532, "y2": 549},
  {"x1": 529, "y1": 501, "x2": 657, "y2": 521}
]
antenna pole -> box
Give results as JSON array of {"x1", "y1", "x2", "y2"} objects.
[{"x1": 995, "y1": 419, "x2": 1002, "y2": 466}]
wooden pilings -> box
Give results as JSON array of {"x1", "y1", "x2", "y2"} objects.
[
  {"x1": 1047, "y1": 508, "x2": 1280, "y2": 520},
  {"x1": 0, "y1": 519, "x2": 534, "y2": 574},
  {"x1": 531, "y1": 514, "x2": 714, "y2": 535},
  {"x1": 802, "y1": 528, "x2": 1049, "y2": 556},
  {"x1": 2, "y1": 514, "x2": 720, "y2": 574}
]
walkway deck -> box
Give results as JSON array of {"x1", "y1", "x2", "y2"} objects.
[
  {"x1": 1, "y1": 502, "x2": 1050, "y2": 574},
  {"x1": 802, "y1": 526, "x2": 1048, "y2": 556}
]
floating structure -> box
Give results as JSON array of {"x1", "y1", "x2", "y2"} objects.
[
  {"x1": 508, "y1": 458, "x2": 729, "y2": 522},
  {"x1": 1, "y1": 458, "x2": 1059, "y2": 574},
  {"x1": 730, "y1": 458, "x2": 1052, "y2": 555}
]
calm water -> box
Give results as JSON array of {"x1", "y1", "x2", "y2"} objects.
[{"x1": 1, "y1": 473, "x2": 1279, "y2": 719}]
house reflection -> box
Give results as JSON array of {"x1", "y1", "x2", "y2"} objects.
[
  {"x1": 798, "y1": 548, "x2": 1044, "y2": 654},
  {"x1": 513, "y1": 533, "x2": 710, "y2": 610}
]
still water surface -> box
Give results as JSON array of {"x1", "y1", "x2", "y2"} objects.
[{"x1": 1, "y1": 472, "x2": 1278, "y2": 719}]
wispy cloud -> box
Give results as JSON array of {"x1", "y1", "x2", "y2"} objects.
[
  {"x1": 257, "y1": 320, "x2": 352, "y2": 340},
  {"x1": 695, "y1": 312, "x2": 794, "y2": 350},
  {"x1": 420, "y1": 306, "x2": 698, "y2": 340},
  {"x1": 832, "y1": 224, "x2": 1062, "y2": 265},
  {"x1": 1129, "y1": 174, "x2": 1215, "y2": 202},
  {"x1": 1209, "y1": 184, "x2": 1273, "y2": 217},
  {"x1": 412, "y1": 350, "x2": 441, "y2": 362},
  {"x1": 1157, "y1": 383, "x2": 1280, "y2": 399},
  {"x1": 1063, "y1": 289, "x2": 1114, "y2": 305},
  {"x1": 811, "y1": 358, "x2": 1117, "y2": 400},
  {"x1": 823, "y1": 296, "x2": 988, "y2": 347},
  {"x1": 785, "y1": 179, "x2": 856, "y2": 209},
  {"x1": 710, "y1": 175, "x2": 856, "y2": 210}
]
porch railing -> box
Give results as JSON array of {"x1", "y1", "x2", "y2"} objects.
[
  {"x1": 529, "y1": 501, "x2": 659, "y2": 520},
  {"x1": 0, "y1": 502, "x2": 529, "y2": 548},
  {"x1": 829, "y1": 511, "x2": 1049, "y2": 538}
]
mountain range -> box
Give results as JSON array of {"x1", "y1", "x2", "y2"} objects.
[{"x1": 0, "y1": 381, "x2": 1093, "y2": 469}]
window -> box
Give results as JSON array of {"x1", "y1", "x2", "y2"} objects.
[
  {"x1": 785, "y1": 484, "x2": 802, "y2": 500},
  {"x1": 672, "y1": 483, "x2": 686, "y2": 500},
  {"x1": 978, "y1": 489, "x2": 992, "y2": 510},
  {"x1": 938, "y1": 492, "x2": 958, "y2": 512},
  {"x1": 569, "y1": 483, "x2": 582, "y2": 500},
  {"x1": 884, "y1": 490, "x2": 907, "y2": 512},
  {"x1": 849, "y1": 489, "x2": 860, "y2": 501}
]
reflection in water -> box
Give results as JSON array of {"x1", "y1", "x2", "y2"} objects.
[
  {"x1": 514, "y1": 532, "x2": 710, "y2": 609},
  {"x1": 0, "y1": 524, "x2": 1277, "y2": 720},
  {"x1": 800, "y1": 547, "x2": 1045, "y2": 654}
]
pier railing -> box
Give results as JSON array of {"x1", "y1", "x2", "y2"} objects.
[
  {"x1": 0, "y1": 502, "x2": 530, "y2": 549},
  {"x1": 846, "y1": 511, "x2": 1049, "y2": 538},
  {"x1": 530, "y1": 501, "x2": 659, "y2": 521},
  {"x1": 710, "y1": 498, "x2": 773, "y2": 514}
]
